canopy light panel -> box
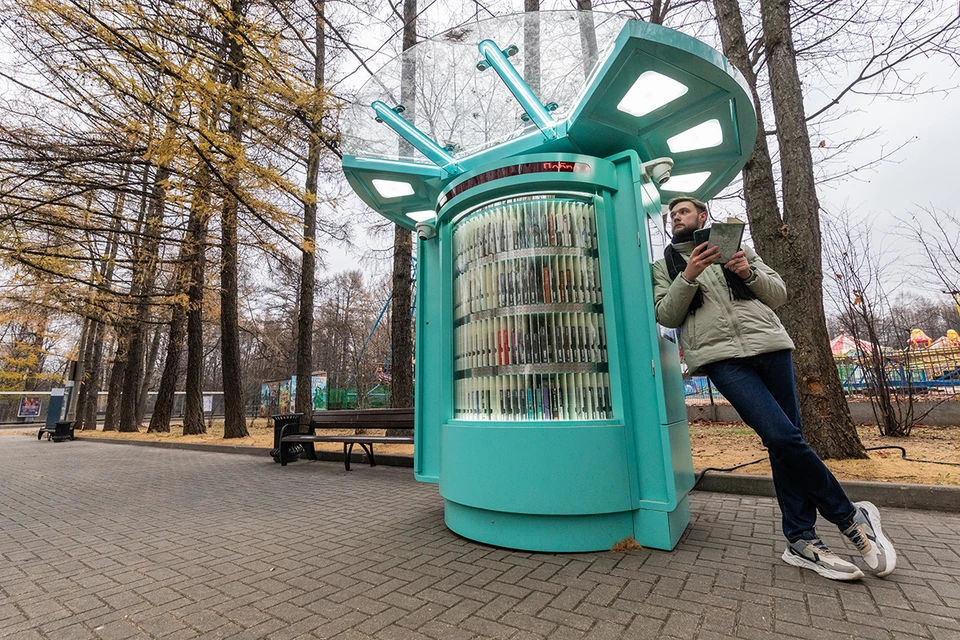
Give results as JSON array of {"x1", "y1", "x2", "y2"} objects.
[
  {"x1": 616, "y1": 71, "x2": 688, "y2": 118},
  {"x1": 667, "y1": 119, "x2": 723, "y2": 153},
  {"x1": 406, "y1": 210, "x2": 436, "y2": 222},
  {"x1": 372, "y1": 179, "x2": 415, "y2": 198},
  {"x1": 661, "y1": 172, "x2": 711, "y2": 192}
]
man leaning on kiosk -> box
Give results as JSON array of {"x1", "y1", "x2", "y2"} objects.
[{"x1": 651, "y1": 196, "x2": 897, "y2": 581}]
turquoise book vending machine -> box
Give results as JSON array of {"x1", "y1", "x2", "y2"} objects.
[{"x1": 340, "y1": 12, "x2": 757, "y2": 551}]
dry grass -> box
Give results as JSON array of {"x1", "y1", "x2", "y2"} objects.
[
  {"x1": 691, "y1": 422, "x2": 960, "y2": 486},
  {"x1": 610, "y1": 537, "x2": 643, "y2": 552}
]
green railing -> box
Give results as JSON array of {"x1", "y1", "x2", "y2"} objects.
[{"x1": 323, "y1": 387, "x2": 391, "y2": 410}]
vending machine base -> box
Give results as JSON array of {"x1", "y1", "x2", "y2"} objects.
[
  {"x1": 438, "y1": 420, "x2": 692, "y2": 552},
  {"x1": 444, "y1": 499, "x2": 690, "y2": 553}
]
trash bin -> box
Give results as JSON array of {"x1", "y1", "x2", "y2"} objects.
[
  {"x1": 53, "y1": 420, "x2": 75, "y2": 442},
  {"x1": 270, "y1": 413, "x2": 304, "y2": 463}
]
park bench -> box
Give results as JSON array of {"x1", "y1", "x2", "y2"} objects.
[
  {"x1": 277, "y1": 408, "x2": 414, "y2": 470},
  {"x1": 37, "y1": 420, "x2": 75, "y2": 443}
]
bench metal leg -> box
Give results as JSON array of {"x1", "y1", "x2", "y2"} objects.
[
  {"x1": 359, "y1": 443, "x2": 376, "y2": 467},
  {"x1": 343, "y1": 443, "x2": 353, "y2": 471}
]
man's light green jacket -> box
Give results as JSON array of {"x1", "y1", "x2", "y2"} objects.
[{"x1": 651, "y1": 240, "x2": 795, "y2": 375}]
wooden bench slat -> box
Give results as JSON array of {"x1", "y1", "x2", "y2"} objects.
[{"x1": 283, "y1": 435, "x2": 413, "y2": 444}]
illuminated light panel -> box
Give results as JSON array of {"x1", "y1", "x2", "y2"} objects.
[
  {"x1": 406, "y1": 210, "x2": 436, "y2": 222},
  {"x1": 661, "y1": 171, "x2": 711, "y2": 192},
  {"x1": 617, "y1": 71, "x2": 688, "y2": 118},
  {"x1": 667, "y1": 119, "x2": 723, "y2": 153},
  {"x1": 372, "y1": 179, "x2": 415, "y2": 198}
]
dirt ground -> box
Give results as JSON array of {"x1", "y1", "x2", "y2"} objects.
[
  {"x1": 691, "y1": 422, "x2": 960, "y2": 486},
  {"x1": 8, "y1": 418, "x2": 959, "y2": 486}
]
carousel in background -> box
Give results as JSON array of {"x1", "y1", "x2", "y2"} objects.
[{"x1": 831, "y1": 329, "x2": 960, "y2": 394}]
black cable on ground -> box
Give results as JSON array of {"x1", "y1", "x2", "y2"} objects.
[
  {"x1": 692, "y1": 446, "x2": 960, "y2": 491},
  {"x1": 692, "y1": 456, "x2": 768, "y2": 490},
  {"x1": 863, "y1": 445, "x2": 960, "y2": 467}
]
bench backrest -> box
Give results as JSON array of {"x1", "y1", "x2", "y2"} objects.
[{"x1": 310, "y1": 408, "x2": 414, "y2": 429}]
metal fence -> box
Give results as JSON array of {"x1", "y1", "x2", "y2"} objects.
[
  {"x1": 0, "y1": 391, "x2": 226, "y2": 427},
  {"x1": 0, "y1": 391, "x2": 53, "y2": 426},
  {"x1": 834, "y1": 346, "x2": 960, "y2": 397},
  {"x1": 682, "y1": 376, "x2": 724, "y2": 404},
  {"x1": 680, "y1": 346, "x2": 960, "y2": 404},
  {"x1": 326, "y1": 387, "x2": 390, "y2": 409}
]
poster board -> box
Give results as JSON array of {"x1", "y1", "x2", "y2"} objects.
[
  {"x1": 18, "y1": 397, "x2": 42, "y2": 418},
  {"x1": 260, "y1": 381, "x2": 283, "y2": 416},
  {"x1": 278, "y1": 380, "x2": 291, "y2": 413},
  {"x1": 312, "y1": 372, "x2": 328, "y2": 410},
  {"x1": 260, "y1": 373, "x2": 327, "y2": 414}
]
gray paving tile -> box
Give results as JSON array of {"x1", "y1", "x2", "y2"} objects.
[{"x1": 1, "y1": 436, "x2": 958, "y2": 640}]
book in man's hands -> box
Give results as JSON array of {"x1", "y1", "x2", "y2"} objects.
[{"x1": 693, "y1": 219, "x2": 745, "y2": 263}]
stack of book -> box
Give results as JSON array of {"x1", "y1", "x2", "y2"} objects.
[{"x1": 452, "y1": 195, "x2": 613, "y2": 422}]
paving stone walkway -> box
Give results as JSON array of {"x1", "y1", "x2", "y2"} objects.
[{"x1": 1, "y1": 436, "x2": 958, "y2": 640}]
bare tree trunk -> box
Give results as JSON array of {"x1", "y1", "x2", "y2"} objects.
[
  {"x1": 81, "y1": 172, "x2": 127, "y2": 430},
  {"x1": 68, "y1": 318, "x2": 92, "y2": 423},
  {"x1": 295, "y1": 0, "x2": 325, "y2": 429},
  {"x1": 649, "y1": 0, "x2": 668, "y2": 24},
  {"x1": 102, "y1": 332, "x2": 127, "y2": 432},
  {"x1": 523, "y1": 0, "x2": 540, "y2": 98},
  {"x1": 575, "y1": 0, "x2": 598, "y2": 77},
  {"x1": 712, "y1": 0, "x2": 783, "y2": 258},
  {"x1": 220, "y1": 0, "x2": 251, "y2": 439},
  {"x1": 81, "y1": 321, "x2": 108, "y2": 430},
  {"x1": 147, "y1": 284, "x2": 187, "y2": 433},
  {"x1": 759, "y1": 0, "x2": 865, "y2": 458},
  {"x1": 183, "y1": 180, "x2": 210, "y2": 435},
  {"x1": 136, "y1": 326, "x2": 163, "y2": 425},
  {"x1": 388, "y1": 0, "x2": 416, "y2": 420},
  {"x1": 183, "y1": 52, "x2": 221, "y2": 436},
  {"x1": 119, "y1": 144, "x2": 174, "y2": 432}
]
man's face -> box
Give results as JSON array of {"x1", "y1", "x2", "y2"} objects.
[{"x1": 670, "y1": 201, "x2": 706, "y2": 239}]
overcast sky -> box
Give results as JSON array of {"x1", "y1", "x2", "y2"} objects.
[{"x1": 817, "y1": 63, "x2": 960, "y2": 229}]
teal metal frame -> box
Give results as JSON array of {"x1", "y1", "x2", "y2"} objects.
[
  {"x1": 344, "y1": 15, "x2": 758, "y2": 552},
  {"x1": 413, "y1": 151, "x2": 693, "y2": 551},
  {"x1": 476, "y1": 39, "x2": 558, "y2": 140},
  {"x1": 370, "y1": 101, "x2": 463, "y2": 175}
]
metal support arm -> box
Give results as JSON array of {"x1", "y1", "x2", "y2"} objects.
[
  {"x1": 476, "y1": 39, "x2": 558, "y2": 141},
  {"x1": 371, "y1": 101, "x2": 462, "y2": 175}
]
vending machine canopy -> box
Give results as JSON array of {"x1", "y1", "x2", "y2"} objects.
[{"x1": 341, "y1": 12, "x2": 757, "y2": 229}]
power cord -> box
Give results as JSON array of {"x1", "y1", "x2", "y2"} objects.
[
  {"x1": 692, "y1": 445, "x2": 960, "y2": 491},
  {"x1": 693, "y1": 456, "x2": 767, "y2": 490},
  {"x1": 863, "y1": 445, "x2": 960, "y2": 467}
]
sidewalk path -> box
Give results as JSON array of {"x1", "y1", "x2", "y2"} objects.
[{"x1": 1, "y1": 436, "x2": 958, "y2": 639}]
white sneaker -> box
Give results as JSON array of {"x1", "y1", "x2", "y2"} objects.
[
  {"x1": 781, "y1": 538, "x2": 864, "y2": 581},
  {"x1": 842, "y1": 501, "x2": 897, "y2": 577}
]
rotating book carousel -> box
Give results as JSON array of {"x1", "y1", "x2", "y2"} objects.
[{"x1": 340, "y1": 11, "x2": 757, "y2": 551}]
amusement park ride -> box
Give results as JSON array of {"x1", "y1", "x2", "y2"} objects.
[{"x1": 340, "y1": 12, "x2": 757, "y2": 551}]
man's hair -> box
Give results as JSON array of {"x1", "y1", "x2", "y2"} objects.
[{"x1": 667, "y1": 196, "x2": 707, "y2": 214}]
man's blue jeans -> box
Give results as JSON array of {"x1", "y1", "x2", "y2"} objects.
[{"x1": 703, "y1": 349, "x2": 857, "y2": 542}]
